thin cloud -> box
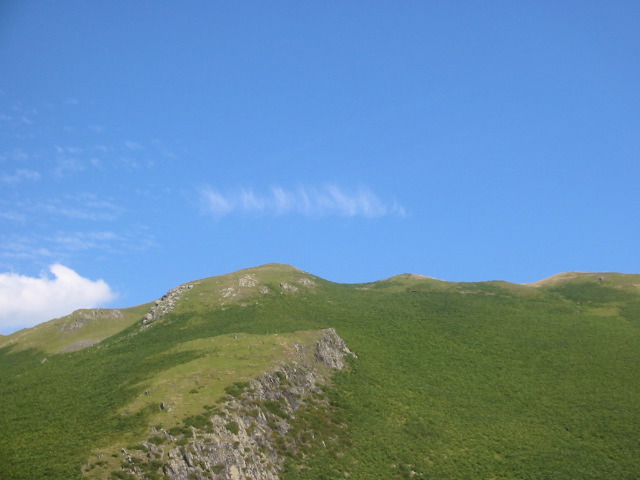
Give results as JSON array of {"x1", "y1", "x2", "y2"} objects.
[
  {"x1": 0, "y1": 169, "x2": 41, "y2": 184},
  {"x1": 53, "y1": 146, "x2": 83, "y2": 154},
  {"x1": 0, "y1": 235, "x2": 54, "y2": 262},
  {"x1": 0, "y1": 229, "x2": 156, "y2": 266},
  {"x1": 37, "y1": 195, "x2": 123, "y2": 221},
  {"x1": 49, "y1": 231, "x2": 120, "y2": 252},
  {"x1": 124, "y1": 140, "x2": 142, "y2": 151},
  {"x1": 0, "y1": 194, "x2": 123, "y2": 232},
  {"x1": 0, "y1": 264, "x2": 116, "y2": 333},
  {"x1": 200, "y1": 185, "x2": 406, "y2": 218},
  {"x1": 53, "y1": 156, "x2": 86, "y2": 178},
  {"x1": 151, "y1": 139, "x2": 178, "y2": 159},
  {"x1": 0, "y1": 211, "x2": 26, "y2": 222},
  {"x1": 0, "y1": 148, "x2": 31, "y2": 162}
]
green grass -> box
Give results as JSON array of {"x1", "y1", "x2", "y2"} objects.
[
  {"x1": 1, "y1": 265, "x2": 639, "y2": 479},
  {"x1": 0, "y1": 303, "x2": 152, "y2": 354},
  {"x1": 298, "y1": 287, "x2": 640, "y2": 479},
  {"x1": 120, "y1": 331, "x2": 321, "y2": 430}
]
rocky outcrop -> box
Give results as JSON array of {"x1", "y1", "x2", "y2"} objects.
[
  {"x1": 111, "y1": 329, "x2": 355, "y2": 480},
  {"x1": 279, "y1": 282, "x2": 298, "y2": 292},
  {"x1": 59, "y1": 309, "x2": 123, "y2": 333},
  {"x1": 315, "y1": 329, "x2": 355, "y2": 369},
  {"x1": 216, "y1": 273, "x2": 317, "y2": 305},
  {"x1": 142, "y1": 284, "x2": 195, "y2": 326},
  {"x1": 297, "y1": 278, "x2": 315, "y2": 287},
  {"x1": 238, "y1": 275, "x2": 259, "y2": 288}
]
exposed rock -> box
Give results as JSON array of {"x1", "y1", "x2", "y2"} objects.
[
  {"x1": 279, "y1": 282, "x2": 298, "y2": 292},
  {"x1": 112, "y1": 329, "x2": 355, "y2": 480},
  {"x1": 220, "y1": 287, "x2": 237, "y2": 299},
  {"x1": 315, "y1": 328, "x2": 357, "y2": 369},
  {"x1": 297, "y1": 278, "x2": 315, "y2": 287},
  {"x1": 142, "y1": 284, "x2": 195, "y2": 326},
  {"x1": 60, "y1": 309, "x2": 123, "y2": 333},
  {"x1": 238, "y1": 275, "x2": 259, "y2": 288}
]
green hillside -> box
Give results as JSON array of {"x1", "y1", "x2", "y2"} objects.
[{"x1": 1, "y1": 264, "x2": 639, "y2": 479}]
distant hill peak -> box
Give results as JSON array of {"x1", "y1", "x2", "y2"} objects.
[
  {"x1": 384, "y1": 273, "x2": 439, "y2": 282},
  {"x1": 239, "y1": 263, "x2": 304, "y2": 273},
  {"x1": 525, "y1": 272, "x2": 587, "y2": 287},
  {"x1": 526, "y1": 271, "x2": 640, "y2": 288}
]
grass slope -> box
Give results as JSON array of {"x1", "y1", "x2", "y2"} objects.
[
  {"x1": 0, "y1": 304, "x2": 152, "y2": 354},
  {"x1": 1, "y1": 265, "x2": 639, "y2": 479}
]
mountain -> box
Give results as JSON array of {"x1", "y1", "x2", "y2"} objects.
[{"x1": 1, "y1": 264, "x2": 639, "y2": 480}]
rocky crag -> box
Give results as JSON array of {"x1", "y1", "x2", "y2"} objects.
[
  {"x1": 142, "y1": 284, "x2": 196, "y2": 326},
  {"x1": 88, "y1": 328, "x2": 355, "y2": 480},
  {"x1": 57, "y1": 309, "x2": 125, "y2": 352}
]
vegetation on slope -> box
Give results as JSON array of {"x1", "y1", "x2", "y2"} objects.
[
  {"x1": 0, "y1": 303, "x2": 152, "y2": 354},
  {"x1": 0, "y1": 265, "x2": 639, "y2": 479}
]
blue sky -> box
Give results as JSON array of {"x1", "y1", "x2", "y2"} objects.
[{"x1": 1, "y1": 1, "x2": 638, "y2": 333}]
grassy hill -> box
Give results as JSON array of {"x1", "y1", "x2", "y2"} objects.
[{"x1": 1, "y1": 264, "x2": 639, "y2": 479}]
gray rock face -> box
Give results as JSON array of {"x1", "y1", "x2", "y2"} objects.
[
  {"x1": 279, "y1": 282, "x2": 298, "y2": 292},
  {"x1": 315, "y1": 328, "x2": 357, "y2": 369},
  {"x1": 297, "y1": 278, "x2": 315, "y2": 287},
  {"x1": 142, "y1": 284, "x2": 195, "y2": 326},
  {"x1": 238, "y1": 275, "x2": 259, "y2": 288},
  {"x1": 115, "y1": 329, "x2": 355, "y2": 480},
  {"x1": 59, "y1": 309, "x2": 123, "y2": 333}
]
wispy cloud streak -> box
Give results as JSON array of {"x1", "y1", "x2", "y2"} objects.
[
  {"x1": 0, "y1": 169, "x2": 41, "y2": 184},
  {"x1": 200, "y1": 185, "x2": 406, "y2": 218}
]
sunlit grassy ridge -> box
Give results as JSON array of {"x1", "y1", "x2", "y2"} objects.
[
  {"x1": 1, "y1": 265, "x2": 639, "y2": 479},
  {"x1": 0, "y1": 303, "x2": 152, "y2": 354}
]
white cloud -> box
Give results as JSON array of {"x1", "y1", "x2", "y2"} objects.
[
  {"x1": 0, "y1": 264, "x2": 116, "y2": 334},
  {"x1": 200, "y1": 184, "x2": 406, "y2": 218}
]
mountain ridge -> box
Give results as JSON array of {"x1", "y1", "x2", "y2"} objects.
[
  {"x1": 1, "y1": 263, "x2": 640, "y2": 479},
  {"x1": 2, "y1": 263, "x2": 639, "y2": 355}
]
